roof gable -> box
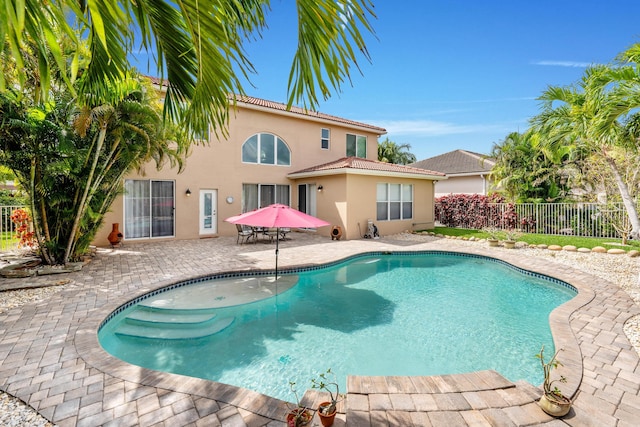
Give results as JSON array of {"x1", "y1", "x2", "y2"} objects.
[{"x1": 411, "y1": 149, "x2": 495, "y2": 175}]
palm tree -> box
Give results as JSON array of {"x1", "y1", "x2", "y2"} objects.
[
  {"x1": 532, "y1": 48, "x2": 640, "y2": 238},
  {"x1": 0, "y1": 76, "x2": 185, "y2": 264},
  {"x1": 489, "y1": 130, "x2": 573, "y2": 202},
  {"x1": 2, "y1": 0, "x2": 376, "y2": 137},
  {"x1": 377, "y1": 138, "x2": 416, "y2": 164}
]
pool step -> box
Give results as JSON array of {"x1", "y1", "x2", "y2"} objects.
[
  {"x1": 115, "y1": 316, "x2": 235, "y2": 340},
  {"x1": 125, "y1": 309, "x2": 217, "y2": 326}
]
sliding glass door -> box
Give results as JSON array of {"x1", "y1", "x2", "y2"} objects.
[{"x1": 124, "y1": 180, "x2": 175, "y2": 239}]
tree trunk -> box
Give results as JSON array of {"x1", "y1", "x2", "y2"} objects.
[
  {"x1": 63, "y1": 122, "x2": 108, "y2": 263},
  {"x1": 30, "y1": 159, "x2": 54, "y2": 265},
  {"x1": 605, "y1": 156, "x2": 640, "y2": 239}
]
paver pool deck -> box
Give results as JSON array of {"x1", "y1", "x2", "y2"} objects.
[{"x1": 1, "y1": 232, "x2": 640, "y2": 426}]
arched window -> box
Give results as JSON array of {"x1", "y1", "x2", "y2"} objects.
[{"x1": 242, "y1": 133, "x2": 291, "y2": 166}]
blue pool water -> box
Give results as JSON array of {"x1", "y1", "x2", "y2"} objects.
[{"x1": 98, "y1": 252, "x2": 576, "y2": 401}]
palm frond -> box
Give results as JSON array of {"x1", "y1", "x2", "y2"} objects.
[{"x1": 287, "y1": 0, "x2": 375, "y2": 109}]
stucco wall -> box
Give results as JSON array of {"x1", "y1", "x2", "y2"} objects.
[
  {"x1": 96, "y1": 104, "x2": 383, "y2": 246},
  {"x1": 434, "y1": 175, "x2": 490, "y2": 197}
]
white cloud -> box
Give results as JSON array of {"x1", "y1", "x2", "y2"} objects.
[
  {"x1": 533, "y1": 60, "x2": 591, "y2": 68},
  {"x1": 373, "y1": 119, "x2": 506, "y2": 137}
]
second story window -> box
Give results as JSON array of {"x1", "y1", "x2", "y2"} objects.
[
  {"x1": 321, "y1": 128, "x2": 330, "y2": 149},
  {"x1": 346, "y1": 134, "x2": 367, "y2": 158},
  {"x1": 242, "y1": 133, "x2": 291, "y2": 166}
]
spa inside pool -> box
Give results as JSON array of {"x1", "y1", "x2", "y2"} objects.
[{"x1": 98, "y1": 251, "x2": 576, "y2": 401}]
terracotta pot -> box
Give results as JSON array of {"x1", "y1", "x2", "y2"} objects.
[
  {"x1": 317, "y1": 402, "x2": 337, "y2": 427},
  {"x1": 331, "y1": 226, "x2": 343, "y2": 241},
  {"x1": 503, "y1": 240, "x2": 516, "y2": 249},
  {"x1": 487, "y1": 238, "x2": 499, "y2": 247},
  {"x1": 539, "y1": 393, "x2": 571, "y2": 417},
  {"x1": 108, "y1": 223, "x2": 122, "y2": 247},
  {"x1": 286, "y1": 408, "x2": 312, "y2": 427}
]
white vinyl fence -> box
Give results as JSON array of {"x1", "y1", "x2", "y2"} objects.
[
  {"x1": 1, "y1": 205, "x2": 26, "y2": 252},
  {"x1": 435, "y1": 202, "x2": 631, "y2": 239}
]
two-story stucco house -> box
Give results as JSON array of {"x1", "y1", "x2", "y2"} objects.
[{"x1": 95, "y1": 95, "x2": 446, "y2": 246}]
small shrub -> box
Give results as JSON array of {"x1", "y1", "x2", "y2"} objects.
[
  {"x1": 11, "y1": 208, "x2": 36, "y2": 249},
  {"x1": 435, "y1": 194, "x2": 517, "y2": 229}
]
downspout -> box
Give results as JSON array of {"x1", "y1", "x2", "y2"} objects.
[{"x1": 481, "y1": 174, "x2": 486, "y2": 195}]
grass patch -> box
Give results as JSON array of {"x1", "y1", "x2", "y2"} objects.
[
  {"x1": 425, "y1": 227, "x2": 640, "y2": 251},
  {"x1": 0, "y1": 231, "x2": 18, "y2": 251}
]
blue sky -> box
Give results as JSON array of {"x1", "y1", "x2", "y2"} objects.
[{"x1": 135, "y1": 0, "x2": 640, "y2": 161}]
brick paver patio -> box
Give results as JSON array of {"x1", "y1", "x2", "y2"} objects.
[{"x1": 1, "y1": 233, "x2": 640, "y2": 426}]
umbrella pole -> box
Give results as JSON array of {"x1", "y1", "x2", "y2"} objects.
[{"x1": 275, "y1": 227, "x2": 279, "y2": 282}]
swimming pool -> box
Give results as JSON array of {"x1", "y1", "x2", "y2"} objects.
[{"x1": 98, "y1": 251, "x2": 576, "y2": 401}]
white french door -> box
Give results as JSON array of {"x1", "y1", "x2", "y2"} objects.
[{"x1": 199, "y1": 189, "x2": 217, "y2": 235}]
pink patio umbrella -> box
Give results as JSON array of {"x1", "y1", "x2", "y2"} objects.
[{"x1": 225, "y1": 204, "x2": 330, "y2": 279}]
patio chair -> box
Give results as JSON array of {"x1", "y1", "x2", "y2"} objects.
[
  {"x1": 263, "y1": 227, "x2": 279, "y2": 243},
  {"x1": 236, "y1": 224, "x2": 255, "y2": 244},
  {"x1": 280, "y1": 228, "x2": 291, "y2": 240}
]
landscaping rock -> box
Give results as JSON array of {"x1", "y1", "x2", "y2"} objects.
[
  {"x1": 562, "y1": 245, "x2": 577, "y2": 252},
  {"x1": 629, "y1": 250, "x2": 640, "y2": 258},
  {"x1": 577, "y1": 248, "x2": 592, "y2": 253},
  {"x1": 0, "y1": 264, "x2": 37, "y2": 278},
  {"x1": 548, "y1": 245, "x2": 562, "y2": 251},
  {"x1": 537, "y1": 244, "x2": 548, "y2": 249},
  {"x1": 37, "y1": 263, "x2": 83, "y2": 275},
  {"x1": 592, "y1": 246, "x2": 608, "y2": 253},
  {"x1": 0, "y1": 257, "x2": 41, "y2": 278},
  {"x1": 607, "y1": 248, "x2": 626, "y2": 255}
]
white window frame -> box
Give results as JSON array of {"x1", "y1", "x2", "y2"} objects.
[
  {"x1": 321, "y1": 128, "x2": 330, "y2": 150},
  {"x1": 242, "y1": 183, "x2": 291, "y2": 212},
  {"x1": 123, "y1": 179, "x2": 176, "y2": 239},
  {"x1": 346, "y1": 133, "x2": 367, "y2": 158},
  {"x1": 376, "y1": 183, "x2": 413, "y2": 221},
  {"x1": 241, "y1": 133, "x2": 291, "y2": 166}
]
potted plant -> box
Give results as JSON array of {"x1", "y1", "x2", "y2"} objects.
[
  {"x1": 536, "y1": 345, "x2": 572, "y2": 417},
  {"x1": 503, "y1": 229, "x2": 522, "y2": 249},
  {"x1": 286, "y1": 381, "x2": 314, "y2": 427},
  {"x1": 483, "y1": 226, "x2": 501, "y2": 247},
  {"x1": 311, "y1": 368, "x2": 342, "y2": 427}
]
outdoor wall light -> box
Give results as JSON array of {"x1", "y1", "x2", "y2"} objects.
[
  {"x1": 317, "y1": 185, "x2": 324, "y2": 192},
  {"x1": 185, "y1": 189, "x2": 192, "y2": 197}
]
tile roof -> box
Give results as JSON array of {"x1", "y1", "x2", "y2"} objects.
[
  {"x1": 411, "y1": 149, "x2": 495, "y2": 175},
  {"x1": 288, "y1": 157, "x2": 446, "y2": 179},
  {"x1": 234, "y1": 95, "x2": 386, "y2": 133},
  {"x1": 146, "y1": 77, "x2": 386, "y2": 133}
]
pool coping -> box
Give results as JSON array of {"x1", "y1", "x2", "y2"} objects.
[{"x1": 74, "y1": 246, "x2": 595, "y2": 422}]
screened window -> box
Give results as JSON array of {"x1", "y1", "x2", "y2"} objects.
[
  {"x1": 346, "y1": 133, "x2": 367, "y2": 158},
  {"x1": 376, "y1": 183, "x2": 413, "y2": 221},
  {"x1": 321, "y1": 128, "x2": 330, "y2": 150},
  {"x1": 242, "y1": 133, "x2": 291, "y2": 165},
  {"x1": 124, "y1": 180, "x2": 175, "y2": 238},
  {"x1": 242, "y1": 184, "x2": 291, "y2": 211}
]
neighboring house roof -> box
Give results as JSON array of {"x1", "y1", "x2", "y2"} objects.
[
  {"x1": 147, "y1": 77, "x2": 386, "y2": 135},
  {"x1": 411, "y1": 149, "x2": 495, "y2": 176},
  {"x1": 288, "y1": 157, "x2": 447, "y2": 180}
]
